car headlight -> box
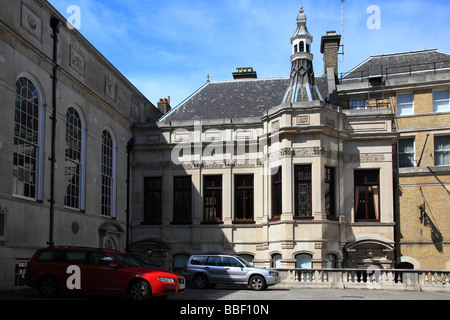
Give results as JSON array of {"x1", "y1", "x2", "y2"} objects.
[
  {"x1": 269, "y1": 271, "x2": 278, "y2": 277},
  {"x1": 158, "y1": 277, "x2": 175, "y2": 283}
]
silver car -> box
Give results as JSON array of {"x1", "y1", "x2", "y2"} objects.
[{"x1": 183, "y1": 254, "x2": 281, "y2": 290}]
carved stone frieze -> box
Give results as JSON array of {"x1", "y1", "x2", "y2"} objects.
[{"x1": 347, "y1": 153, "x2": 386, "y2": 163}]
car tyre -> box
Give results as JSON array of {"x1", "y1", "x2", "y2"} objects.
[
  {"x1": 193, "y1": 274, "x2": 209, "y2": 289},
  {"x1": 128, "y1": 279, "x2": 152, "y2": 301},
  {"x1": 38, "y1": 276, "x2": 60, "y2": 298},
  {"x1": 249, "y1": 275, "x2": 266, "y2": 291}
]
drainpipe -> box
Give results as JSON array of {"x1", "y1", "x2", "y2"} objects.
[
  {"x1": 48, "y1": 17, "x2": 60, "y2": 248},
  {"x1": 337, "y1": 106, "x2": 343, "y2": 267},
  {"x1": 126, "y1": 137, "x2": 135, "y2": 251}
]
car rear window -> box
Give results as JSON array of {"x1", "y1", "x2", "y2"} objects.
[{"x1": 190, "y1": 256, "x2": 206, "y2": 265}]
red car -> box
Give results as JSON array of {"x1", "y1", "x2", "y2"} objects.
[{"x1": 25, "y1": 247, "x2": 185, "y2": 300}]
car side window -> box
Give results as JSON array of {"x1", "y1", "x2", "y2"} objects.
[
  {"x1": 88, "y1": 252, "x2": 114, "y2": 267},
  {"x1": 37, "y1": 250, "x2": 67, "y2": 263},
  {"x1": 222, "y1": 257, "x2": 242, "y2": 267},
  {"x1": 205, "y1": 256, "x2": 222, "y2": 266},
  {"x1": 66, "y1": 251, "x2": 87, "y2": 265}
]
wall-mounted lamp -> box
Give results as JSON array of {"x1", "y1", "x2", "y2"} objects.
[
  {"x1": 419, "y1": 203, "x2": 426, "y2": 224},
  {"x1": 367, "y1": 249, "x2": 374, "y2": 258}
]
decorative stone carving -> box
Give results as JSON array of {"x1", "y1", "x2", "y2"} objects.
[
  {"x1": 70, "y1": 46, "x2": 85, "y2": 76},
  {"x1": 271, "y1": 120, "x2": 280, "y2": 130},
  {"x1": 105, "y1": 77, "x2": 117, "y2": 101},
  {"x1": 347, "y1": 153, "x2": 386, "y2": 163},
  {"x1": 296, "y1": 115, "x2": 310, "y2": 125},
  {"x1": 21, "y1": 4, "x2": 42, "y2": 40}
]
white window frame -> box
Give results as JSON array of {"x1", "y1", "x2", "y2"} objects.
[
  {"x1": 101, "y1": 129, "x2": 117, "y2": 218},
  {"x1": 13, "y1": 75, "x2": 45, "y2": 201},
  {"x1": 64, "y1": 106, "x2": 86, "y2": 211},
  {"x1": 434, "y1": 135, "x2": 450, "y2": 166},
  {"x1": 433, "y1": 90, "x2": 450, "y2": 113},
  {"x1": 398, "y1": 137, "x2": 416, "y2": 168},
  {"x1": 397, "y1": 93, "x2": 414, "y2": 115},
  {"x1": 350, "y1": 99, "x2": 367, "y2": 109}
]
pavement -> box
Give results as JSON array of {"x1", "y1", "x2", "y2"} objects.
[{"x1": 0, "y1": 285, "x2": 448, "y2": 300}]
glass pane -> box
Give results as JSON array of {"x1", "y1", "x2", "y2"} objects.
[
  {"x1": 433, "y1": 90, "x2": 449, "y2": 101},
  {"x1": 397, "y1": 94, "x2": 413, "y2": 104},
  {"x1": 296, "y1": 254, "x2": 312, "y2": 268},
  {"x1": 434, "y1": 100, "x2": 450, "y2": 112}
]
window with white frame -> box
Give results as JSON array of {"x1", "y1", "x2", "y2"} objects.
[
  {"x1": 13, "y1": 77, "x2": 42, "y2": 200},
  {"x1": 397, "y1": 93, "x2": 414, "y2": 115},
  {"x1": 350, "y1": 99, "x2": 366, "y2": 109},
  {"x1": 101, "y1": 130, "x2": 115, "y2": 218},
  {"x1": 64, "y1": 107, "x2": 84, "y2": 210},
  {"x1": 398, "y1": 138, "x2": 415, "y2": 168},
  {"x1": 433, "y1": 90, "x2": 450, "y2": 112},
  {"x1": 434, "y1": 135, "x2": 450, "y2": 166}
]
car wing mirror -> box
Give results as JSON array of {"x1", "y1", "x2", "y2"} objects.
[{"x1": 108, "y1": 261, "x2": 120, "y2": 268}]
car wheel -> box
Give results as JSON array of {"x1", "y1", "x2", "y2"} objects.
[
  {"x1": 38, "y1": 276, "x2": 60, "y2": 298},
  {"x1": 249, "y1": 275, "x2": 266, "y2": 291},
  {"x1": 193, "y1": 274, "x2": 209, "y2": 289},
  {"x1": 128, "y1": 279, "x2": 152, "y2": 301}
]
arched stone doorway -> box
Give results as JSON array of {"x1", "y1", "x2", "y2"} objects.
[
  {"x1": 128, "y1": 241, "x2": 172, "y2": 270},
  {"x1": 344, "y1": 239, "x2": 395, "y2": 269},
  {"x1": 99, "y1": 222, "x2": 125, "y2": 250}
]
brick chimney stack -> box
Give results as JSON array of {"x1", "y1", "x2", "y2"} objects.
[
  {"x1": 320, "y1": 31, "x2": 341, "y2": 76},
  {"x1": 157, "y1": 96, "x2": 171, "y2": 115}
]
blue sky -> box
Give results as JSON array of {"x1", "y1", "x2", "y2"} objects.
[{"x1": 48, "y1": 0, "x2": 450, "y2": 107}]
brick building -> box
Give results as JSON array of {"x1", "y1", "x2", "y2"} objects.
[{"x1": 337, "y1": 49, "x2": 450, "y2": 269}]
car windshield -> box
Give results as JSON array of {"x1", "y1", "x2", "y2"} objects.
[
  {"x1": 235, "y1": 256, "x2": 252, "y2": 267},
  {"x1": 111, "y1": 253, "x2": 144, "y2": 267}
]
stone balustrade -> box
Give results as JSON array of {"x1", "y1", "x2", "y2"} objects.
[{"x1": 275, "y1": 268, "x2": 450, "y2": 292}]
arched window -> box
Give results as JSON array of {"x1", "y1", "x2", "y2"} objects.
[
  {"x1": 13, "y1": 77, "x2": 43, "y2": 200},
  {"x1": 295, "y1": 253, "x2": 312, "y2": 268},
  {"x1": 101, "y1": 129, "x2": 116, "y2": 218},
  {"x1": 238, "y1": 254, "x2": 254, "y2": 266},
  {"x1": 64, "y1": 107, "x2": 85, "y2": 210},
  {"x1": 271, "y1": 254, "x2": 282, "y2": 268},
  {"x1": 326, "y1": 254, "x2": 338, "y2": 268},
  {"x1": 299, "y1": 41, "x2": 305, "y2": 52}
]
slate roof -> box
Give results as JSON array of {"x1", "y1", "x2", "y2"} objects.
[
  {"x1": 342, "y1": 49, "x2": 450, "y2": 83},
  {"x1": 161, "y1": 76, "x2": 329, "y2": 122}
]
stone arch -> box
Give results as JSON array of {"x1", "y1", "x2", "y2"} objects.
[
  {"x1": 99, "y1": 222, "x2": 124, "y2": 250},
  {"x1": 128, "y1": 241, "x2": 172, "y2": 269},
  {"x1": 344, "y1": 239, "x2": 395, "y2": 269}
]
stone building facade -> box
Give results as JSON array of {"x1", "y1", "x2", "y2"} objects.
[
  {"x1": 130, "y1": 7, "x2": 398, "y2": 272},
  {"x1": 0, "y1": 0, "x2": 161, "y2": 289},
  {"x1": 1, "y1": 1, "x2": 447, "y2": 292}
]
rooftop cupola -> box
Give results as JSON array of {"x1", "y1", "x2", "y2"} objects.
[
  {"x1": 283, "y1": 6, "x2": 322, "y2": 103},
  {"x1": 291, "y1": 6, "x2": 313, "y2": 59}
]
